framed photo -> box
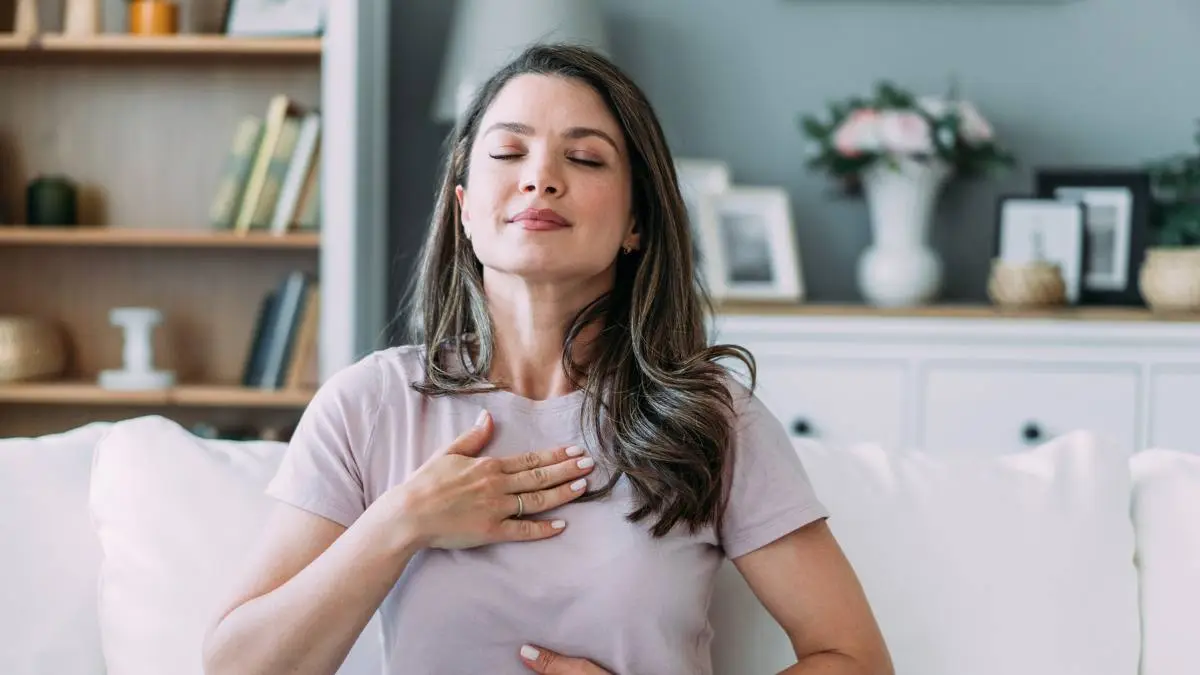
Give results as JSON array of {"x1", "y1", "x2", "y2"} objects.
[
  {"x1": 675, "y1": 158, "x2": 730, "y2": 232},
  {"x1": 1035, "y1": 168, "x2": 1152, "y2": 305},
  {"x1": 994, "y1": 196, "x2": 1087, "y2": 303},
  {"x1": 223, "y1": 0, "x2": 327, "y2": 37},
  {"x1": 697, "y1": 186, "x2": 804, "y2": 303}
]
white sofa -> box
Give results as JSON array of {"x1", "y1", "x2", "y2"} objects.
[{"x1": 2, "y1": 414, "x2": 1198, "y2": 675}]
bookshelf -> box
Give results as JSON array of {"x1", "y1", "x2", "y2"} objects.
[
  {"x1": 0, "y1": 34, "x2": 322, "y2": 56},
  {"x1": 0, "y1": 6, "x2": 351, "y2": 438}
]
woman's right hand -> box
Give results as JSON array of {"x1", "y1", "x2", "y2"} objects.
[{"x1": 389, "y1": 410, "x2": 595, "y2": 550}]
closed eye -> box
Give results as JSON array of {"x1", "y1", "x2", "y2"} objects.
[
  {"x1": 489, "y1": 153, "x2": 523, "y2": 161},
  {"x1": 570, "y1": 157, "x2": 604, "y2": 167}
]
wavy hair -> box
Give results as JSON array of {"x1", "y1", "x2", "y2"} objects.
[{"x1": 403, "y1": 43, "x2": 755, "y2": 538}]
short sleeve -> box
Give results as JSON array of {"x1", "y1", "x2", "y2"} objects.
[
  {"x1": 264, "y1": 353, "x2": 384, "y2": 528},
  {"x1": 719, "y1": 386, "x2": 830, "y2": 559}
]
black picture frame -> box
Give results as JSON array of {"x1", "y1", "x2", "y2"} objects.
[
  {"x1": 1034, "y1": 168, "x2": 1152, "y2": 306},
  {"x1": 992, "y1": 195, "x2": 1088, "y2": 303}
]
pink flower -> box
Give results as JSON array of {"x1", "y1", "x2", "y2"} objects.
[
  {"x1": 878, "y1": 111, "x2": 933, "y2": 155},
  {"x1": 833, "y1": 109, "x2": 881, "y2": 157}
]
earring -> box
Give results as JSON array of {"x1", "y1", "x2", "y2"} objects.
[
  {"x1": 622, "y1": 243, "x2": 633, "y2": 254},
  {"x1": 464, "y1": 228, "x2": 472, "y2": 241}
]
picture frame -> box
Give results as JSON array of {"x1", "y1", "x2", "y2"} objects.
[
  {"x1": 223, "y1": 0, "x2": 327, "y2": 37},
  {"x1": 1034, "y1": 168, "x2": 1152, "y2": 305},
  {"x1": 993, "y1": 196, "x2": 1087, "y2": 303},
  {"x1": 675, "y1": 158, "x2": 730, "y2": 233},
  {"x1": 697, "y1": 186, "x2": 804, "y2": 303}
]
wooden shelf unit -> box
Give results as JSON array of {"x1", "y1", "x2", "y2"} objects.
[
  {"x1": 0, "y1": 381, "x2": 313, "y2": 407},
  {"x1": 0, "y1": 34, "x2": 322, "y2": 56},
  {"x1": 0, "y1": 225, "x2": 320, "y2": 249},
  {"x1": 0, "y1": 23, "x2": 324, "y2": 438}
]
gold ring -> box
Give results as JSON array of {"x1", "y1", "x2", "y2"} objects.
[{"x1": 515, "y1": 493, "x2": 524, "y2": 518}]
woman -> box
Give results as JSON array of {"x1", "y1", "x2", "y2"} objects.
[{"x1": 203, "y1": 44, "x2": 891, "y2": 675}]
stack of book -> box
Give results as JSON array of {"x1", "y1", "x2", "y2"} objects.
[
  {"x1": 209, "y1": 94, "x2": 322, "y2": 235},
  {"x1": 242, "y1": 270, "x2": 320, "y2": 390}
]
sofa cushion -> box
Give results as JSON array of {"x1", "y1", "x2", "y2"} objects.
[
  {"x1": 1131, "y1": 448, "x2": 1200, "y2": 675},
  {"x1": 88, "y1": 415, "x2": 383, "y2": 675},
  {"x1": 0, "y1": 422, "x2": 111, "y2": 675},
  {"x1": 709, "y1": 431, "x2": 1141, "y2": 675}
]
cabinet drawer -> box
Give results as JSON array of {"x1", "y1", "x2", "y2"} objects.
[
  {"x1": 920, "y1": 363, "x2": 1139, "y2": 456},
  {"x1": 1149, "y1": 369, "x2": 1200, "y2": 453},
  {"x1": 750, "y1": 358, "x2": 907, "y2": 448}
]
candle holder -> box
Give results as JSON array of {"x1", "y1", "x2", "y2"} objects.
[
  {"x1": 98, "y1": 307, "x2": 176, "y2": 391},
  {"x1": 25, "y1": 175, "x2": 79, "y2": 227}
]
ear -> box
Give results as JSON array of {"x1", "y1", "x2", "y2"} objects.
[
  {"x1": 623, "y1": 218, "x2": 641, "y2": 252},
  {"x1": 455, "y1": 185, "x2": 470, "y2": 227}
]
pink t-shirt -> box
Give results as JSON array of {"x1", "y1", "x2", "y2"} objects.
[{"x1": 266, "y1": 345, "x2": 829, "y2": 675}]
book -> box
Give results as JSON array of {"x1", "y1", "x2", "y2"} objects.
[
  {"x1": 270, "y1": 111, "x2": 322, "y2": 234},
  {"x1": 233, "y1": 94, "x2": 299, "y2": 234},
  {"x1": 208, "y1": 116, "x2": 263, "y2": 230}
]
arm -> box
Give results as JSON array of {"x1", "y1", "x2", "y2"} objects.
[
  {"x1": 733, "y1": 519, "x2": 894, "y2": 675},
  {"x1": 201, "y1": 492, "x2": 419, "y2": 675}
]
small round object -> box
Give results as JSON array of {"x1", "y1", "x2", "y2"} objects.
[
  {"x1": 1021, "y1": 422, "x2": 1042, "y2": 444},
  {"x1": 791, "y1": 418, "x2": 813, "y2": 436},
  {"x1": 0, "y1": 316, "x2": 67, "y2": 382}
]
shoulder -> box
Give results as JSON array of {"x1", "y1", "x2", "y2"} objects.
[
  {"x1": 316, "y1": 344, "x2": 425, "y2": 396},
  {"x1": 304, "y1": 344, "x2": 430, "y2": 427},
  {"x1": 721, "y1": 373, "x2": 778, "y2": 435}
]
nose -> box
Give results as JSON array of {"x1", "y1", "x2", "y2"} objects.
[{"x1": 520, "y1": 154, "x2": 562, "y2": 196}]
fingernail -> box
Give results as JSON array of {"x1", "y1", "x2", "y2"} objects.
[
  {"x1": 565, "y1": 445, "x2": 584, "y2": 457},
  {"x1": 551, "y1": 520, "x2": 566, "y2": 529},
  {"x1": 475, "y1": 409, "x2": 489, "y2": 427},
  {"x1": 577, "y1": 457, "x2": 594, "y2": 469},
  {"x1": 521, "y1": 645, "x2": 541, "y2": 660},
  {"x1": 570, "y1": 478, "x2": 587, "y2": 491}
]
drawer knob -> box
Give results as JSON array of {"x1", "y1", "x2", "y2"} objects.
[
  {"x1": 1021, "y1": 422, "x2": 1043, "y2": 444},
  {"x1": 791, "y1": 418, "x2": 814, "y2": 437}
]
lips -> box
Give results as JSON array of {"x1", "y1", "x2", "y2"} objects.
[{"x1": 509, "y1": 208, "x2": 570, "y2": 229}]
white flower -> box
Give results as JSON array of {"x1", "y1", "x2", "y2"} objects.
[
  {"x1": 918, "y1": 96, "x2": 995, "y2": 145},
  {"x1": 878, "y1": 110, "x2": 934, "y2": 155},
  {"x1": 833, "y1": 109, "x2": 882, "y2": 157},
  {"x1": 956, "y1": 101, "x2": 994, "y2": 144}
]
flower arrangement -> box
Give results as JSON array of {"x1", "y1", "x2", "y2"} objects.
[
  {"x1": 1145, "y1": 120, "x2": 1200, "y2": 247},
  {"x1": 799, "y1": 80, "x2": 1015, "y2": 194}
]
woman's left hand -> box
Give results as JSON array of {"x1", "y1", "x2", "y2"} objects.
[{"x1": 519, "y1": 644, "x2": 612, "y2": 674}]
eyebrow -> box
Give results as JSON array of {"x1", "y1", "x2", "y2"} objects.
[{"x1": 483, "y1": 122, "x2": 622, "y2": 154}]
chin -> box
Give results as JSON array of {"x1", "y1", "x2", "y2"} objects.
[{"x1": 482, "y1": 255, "x2": 610, "y2": 286}]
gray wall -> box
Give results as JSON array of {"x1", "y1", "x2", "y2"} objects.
[{"x1": 388, "y1": 0, "x2": 1200, "y2": 316}]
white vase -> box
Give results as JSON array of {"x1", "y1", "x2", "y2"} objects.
[
  {"x1": 856, "y1": 156, "x2": 951, "y2": 307},
  {"x1": 63, "y1": 0, "x2": 102, "y2": 35},
  {"x1": 14, "y1": 0, "x2": 38, "y2": 35}
]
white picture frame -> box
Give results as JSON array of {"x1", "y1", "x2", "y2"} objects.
[
  {"x1": 698, "y1": 186, "x2": 804, "y2": 303},
  {"x1": 675, "y1": 158, "x2": 731, "y2": 240},
  {"x1": 995, "y1": 197, "x2": 1087, "y2": 303},
  {"x1": 224, "y1": 0, "x2": 327, "y2": 37}
]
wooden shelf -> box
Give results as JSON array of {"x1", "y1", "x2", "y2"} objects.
[
  {"x1": 0, "y1": 33, "x2": 322, "y2": 56},
  {"x1": 0, "y1": 226, "x2": 320, "y2": 249},
  {"x1": 0, "y1": 34, "x2": 32, "y2": 50},
  {"x1": 715, "y1": 301, "x2": 1200, "y2": 323},
  {"x1": 0, "y1": 381, "x2": 314, "y2": 408}
]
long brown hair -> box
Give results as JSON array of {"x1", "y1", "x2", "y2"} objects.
[{"x1": 404, "y1": 43, "x2": 755, "y2": 538}]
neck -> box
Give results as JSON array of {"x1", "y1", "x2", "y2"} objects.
[{"x1": 483, "y1": 273, "x2": 608, "y2": 401}]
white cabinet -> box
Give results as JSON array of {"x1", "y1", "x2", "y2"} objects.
[
  {"x1": 920, "y1": 362, "x2": 1139, "y2": 456},
  {"x1": 750, "y1": 355, "x2": 907, "y2": 448},
  {"x1": 1147, "y1": 367, "x2": 1200, "y2": 453},
  {"x1": 713, "y1": 308, "x2": 1200, "y2": 455}
]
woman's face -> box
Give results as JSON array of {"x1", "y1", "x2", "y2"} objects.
[{"x1": 456, "y1": 74, "x2": 637, "y2": 287}]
